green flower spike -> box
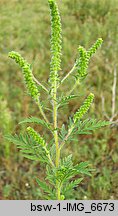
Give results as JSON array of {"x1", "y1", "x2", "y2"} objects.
[
  {"x1": 8, "y1": 51, "x2": 39, "y2": 102},
  {"x1": 48, "y1": 0, "x2": 62, "y2": 95},
  {"x1": 27, "y1": 126, "x2": 49, "y2": 154},
  {"x1": 75, "y1": 38, "x2": 103, "y2": 81},
  {"x1": 87, "y1": 38, "x2": 103, "y2": 58},
  {"x1": 27, "y1": 126, "x2": 46, "y2": 147},
  {"x1": 27, "y1": 126, "x2": 54, "y2": 166},
  {"x1": 76, "y1": 46, "x2": 89, "y2": 79},
  {"x1": 73, "y1": 93, "x2": 94, "y2": 123}
]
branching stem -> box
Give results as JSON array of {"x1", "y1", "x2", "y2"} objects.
[
  {"x1": 32, "y1": 74, "x2": 48, "y2": 93},
  {"x1": 37, "y1": 101, "x2": 50, "y2": 124},
  {"x1": 59, "y1": 65, "x2": 76, "y2": 87},
  {"x1": 68, "y1": 79, "x2": 80, "y2": 95},
  {"x1": 43, "y1": 146, "x2": 54, "y2": 167}
]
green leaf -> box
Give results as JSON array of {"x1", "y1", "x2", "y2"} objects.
[
  {"x1": 63, "y1": 178, "x2": 83, "y2": 193},
  {"x1": 61, "y1": 154, "x2": 73, "y2": 168},
  {"x1": 36, "y1": 178, "x2": 56, "y2": 199},
  {"x1": 59, "y1": 124, "x2": 67, "y2": 140},
  {"x1": 20, "y1": 149, "x2": 33, "y2": 154},
  {"x1": 19, "y1": 116, "x2": 52, "y2": 131},
  {"x1": 46, "y1": 165, "x2": 56, "y2": 186},
  {"x1": 55, "y1": 155, "x2": 75, "y2": 183},
  {"x1": 5, "y1": 134, "x2": 27, "y2": 146},
  {"x1": 36, "y1": 178, "x2": 52, "y2": 194},
  {"x1": 57, "y1": 95, "x2": 78, "y2": 108},
  {"x1": 49, "y1": 144, "x2": 56, "y2": 161},
  {"x1": 22, "y1": 154, "x2": 39, "y2": 161},
  {"x1": 74, "y1": 161, "x2": 93, "y2": 176},
  {"x1": 5, "y1": 133, "x2": 49, "y2": 164},
  {"x1": 56, "y1": 159, "x2": 92, "y2": 185},
  {"x1": 76, "y1": 119, "x2": 111, "y2": 135}
]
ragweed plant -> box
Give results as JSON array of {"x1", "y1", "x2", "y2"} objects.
[{"x1": 6, "y1": 0, "x2": 110, "y2": 200}]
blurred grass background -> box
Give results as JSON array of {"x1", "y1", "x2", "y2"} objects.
[{"x1": 0, "y1": 0, "x2": 118, "y2": 199}]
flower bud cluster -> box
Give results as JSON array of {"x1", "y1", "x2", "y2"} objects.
[
  {"x1": 27, "y1": 126, "x2": 47, "y2": 148},
  {"x1": 76, "y1": 46, "x2": 89, "y2": 78},
  {"x1": 87, "y1": 38, "x2": 103, "y2": 58},
  {"x1": 73, "y1": 93, "x2": 94, "y2": 122},
  {"x1": 9, "y1": 51, "x2": 39, "y2": 101},
  {"x1": 48, "y1": 0, "x2": 62, "y2": 93},
  {"x1": 75, "y1": 38, "x2": 103, "y2": 80}
]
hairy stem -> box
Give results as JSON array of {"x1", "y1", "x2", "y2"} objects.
[
  {"x1": 48, "y1": 0, "x2": 62, "y2": 200},
  {"x1": 43, "y1": 146, "x2": 54, "y2": 167},
  {"x1": 53, "y1": 89, "x2": 61, "y2": 200}
]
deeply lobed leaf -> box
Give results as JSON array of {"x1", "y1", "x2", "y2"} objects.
[
  {"x1": 19, "y1": 117, "x2": 52, "y2": 131},
  {"x1": 5, "y1": 133, "x2": 49, "y2": 163},
  {"x1": 75, "y1": 119, "x2": 111, "y2": 135}
]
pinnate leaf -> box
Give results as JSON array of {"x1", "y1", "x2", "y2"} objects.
[{"x1": 19, "y1": 116, "x2": 52, "y2": 130}]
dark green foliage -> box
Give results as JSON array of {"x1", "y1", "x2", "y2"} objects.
[
  {"x1": 5, "y1": 134, "x2": 49, "y2": 163},
  {"x1": 75, "y1": 119, "x2": 111, "y2": 135},
  {"x1": 19, "y1": 117, "x2": 52, "y2": 131},
  {"x1": 63, "y1": 178, "x2": 83, "y2": 194},
  {"x1": 59, "y1": 124, "x2": 67, "y2": 140},
  {"x1": 57, "y1": 95, "x2": 78, "y2": 108},
  {"x1": 35, "y1": 155, "x2": 93, "y2": 199},
  {"x1": 36, "y1": 178, "x2": 55, "y2": 199}
]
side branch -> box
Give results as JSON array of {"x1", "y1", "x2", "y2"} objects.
[
  {"x1": 60, "y1": 124, "x2": 75, "y2": 150},
  {"x1": 67, "y1": 79, "x2": 80, "y2": 95},
  {"x1": 59, "y1": 65, "x2": 76, "y2": 87},
  {"x1": 60, "y1": 93, "x2": 94, "y2": 149},
  {"x1": 112, "y1": 65, "x2": 117, "y2": 118},
  {"x1": 32, "y1": 74, "x2": 49, "y2": 93},
  {"x1": 101, "y1": 65, "x2": 118, "y2": 123},
  {"x1": 37, "y1": 101, "x2": 50, "y2": 125}
]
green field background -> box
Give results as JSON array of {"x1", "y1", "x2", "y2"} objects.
[{"x1": 0, "y1": 0, "x2": 118, "y2": 199}]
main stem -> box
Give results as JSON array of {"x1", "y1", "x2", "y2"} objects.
[{"x1": 53, "y1": 83, "x2": 60, "y2": 200}]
